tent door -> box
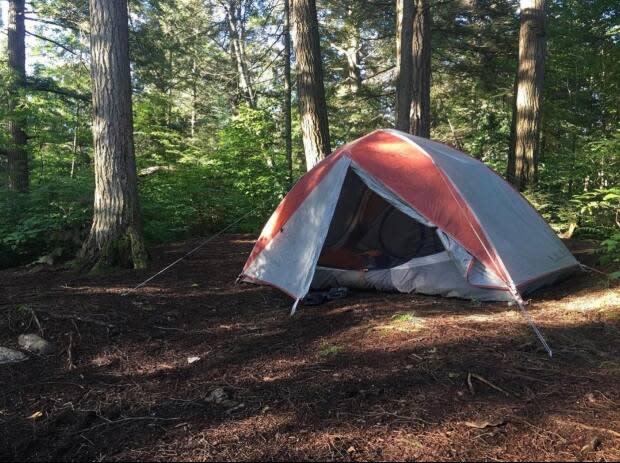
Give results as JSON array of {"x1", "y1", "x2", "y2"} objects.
[{"x1": 318, "y1": 167, "x2": 444, "y2": 271}]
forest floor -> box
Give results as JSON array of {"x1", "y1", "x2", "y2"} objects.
[{"x1": 0, "y1": 235, "x2": 619, "y2": 461}]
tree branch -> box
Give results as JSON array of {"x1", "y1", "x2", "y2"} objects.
[
  {"x1": 26, "y1": 77, "x2": 91, "y2": 103},
  {"x1": 25, "y1": 30, "x2": 80, "y2": 57}
]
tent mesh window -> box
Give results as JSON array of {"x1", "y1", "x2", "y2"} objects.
[{"x1": 318, "y1": 169, "x2": 444, "y2": 270}]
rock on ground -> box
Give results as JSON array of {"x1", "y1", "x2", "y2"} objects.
[
  {"x1": 0, "y1": 347, "x2": 28, "y2": 365},
  {"x1": 18, "y1": 334, "x2": 55, "y2": 355}
]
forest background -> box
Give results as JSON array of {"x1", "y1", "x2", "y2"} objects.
[{"x1": 0, "y1": 0, "x2": 618, "y2": 273}]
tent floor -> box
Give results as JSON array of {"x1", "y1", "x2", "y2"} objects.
[{"x1": 1, "y1": 235, "x2": 618, "y2": 462}]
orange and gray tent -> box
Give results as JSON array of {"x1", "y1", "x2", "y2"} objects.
[{"x1": 240, "y1": 129, "x2": 578, "y2": 313}]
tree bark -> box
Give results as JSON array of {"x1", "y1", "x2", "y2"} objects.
[
  {"x1": 283, "y1": 0, "x2": 293, "y2": 186},
  {"x1": 291, "y1": 0, "x2": 331, "y2": 170},
  {"x1": 507, "y1": 0, "x2": 546, "y2": 190},
  {"x1": 70, "y1": 102, "x2": 81, "y2": 178},
  {"x1": 409, "y1": 0, "x2": 431, "y2": 138},
  {"x1": 227, "y1": 0, "x2": 256, "y2": 108},
  {"x1": 191, "y1": 59, "x2": 197, "y2": 137},
  {"x1": 7, "y1": 0, "x2": 28, "y2": 192},
  {"x1": 343, "y1": 7, "x2": 362, "y2": 95},
  {"x1": 395, "y1": 0, "x2": 413, "y2": 131},
  {"x1": 78, "y1": 0, "x2": 147, "y2": 272}
]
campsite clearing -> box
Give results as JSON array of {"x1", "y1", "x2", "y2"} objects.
[{"x1": 1, "y1": 235, "x2": 618, "y2": 461}]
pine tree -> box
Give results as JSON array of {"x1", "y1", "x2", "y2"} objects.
[
  {"x1": 77, "y1": 0, "x2": 147, "y2": 271},
  {"x1": 291, "y1": 0, "x2": 331, "y2": 170},
  {"x1": 507, "y1": 0, "x2": 546, "y2": 190}
]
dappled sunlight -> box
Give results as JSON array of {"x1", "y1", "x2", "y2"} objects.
[
  {"x1": 229, "y1": 238, "x2": 257, "y2": 245},
  {"x1": 1, "y1": 235, "x2": 619, "y2": 461},
  {"x1": 556, "y1": 287, "x2": 620, "y2": 313}
]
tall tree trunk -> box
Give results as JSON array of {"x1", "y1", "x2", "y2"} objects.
[
  {"x1": 78, "y1": 0, "x2": 147, "y2": 272},
  {"x1": 507, "y1": 0, "x2": 546, "y2": 190},
  {"x1": 190, "y1": 59, "x2": 197, "y2": 137},
  {"x1": 70, "y1": 102, "x2": 81, "y2": 178},
  {"x1": 227, "y1": 1, "x2": 256, "y2": 108},
  {"x1": 409, "y1": 0, "x2": 431, "y2": 138},
  {"x1": 7, "y1": 0, "x2": 28, "y2": 192},
  {"x1": 283, "y1": 0, "x2": 293, "y2": 186},
  {"x1": 344, "y1": 7, "x2": 362, "y2": 95},
  {"x1": 506, "y1": 71, "x2": 519, "y2": 182},
  {"x1": 395, "y1": 0, "x2": 413, "y2": 131},
  {"x1": 291, "y1": 0, "x2": 331, "y2": 170}
]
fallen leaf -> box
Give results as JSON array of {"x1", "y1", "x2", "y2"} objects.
[{"x1": 28, "y1": 411, "x2": 43, "y2": 420}]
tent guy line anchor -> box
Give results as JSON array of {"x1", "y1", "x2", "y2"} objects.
[
  {"x1": 579, "y1": 263, "x2": 611, "y2": 278},
  {"x1": 290, "y1": 298, "x2": 300, "y2": 316},
  {"x1": 510, "y1": 287, "x2": 553, "y2": 357},
  {"x1": 121, "y1": 209, "x2": 258, "y2": 296}
]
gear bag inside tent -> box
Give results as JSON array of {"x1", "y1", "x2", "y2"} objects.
[{"x1": 239, "y1": 129, "x2": 580, "y2": 354}]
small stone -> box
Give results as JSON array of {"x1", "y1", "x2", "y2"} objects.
[
  {"x1": 206, "y1": 388, "x2": 229, "y2": 405},
  {"x1": 27, "y1": 411, "x2": 44, "y2": 420},
  {"x1": 18, "y1": 334, "x2": 55, "y2": 355},
  {"x1": 0, "y1": 347, "x2": 28, "y2": 365}
]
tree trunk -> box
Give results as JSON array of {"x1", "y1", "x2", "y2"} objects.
[
  {"x1": 227, "y1": 1, "x2": 256, "y2": 108},
  {"x1": 283, "y1": 0, "x2": 293, "y2": 186},
  {"x1": 78, "y1": 0, "x2": 147, "y2": 272},
  {"x1": 409, "y1": 0, "x2": 431, "y2": 138},
  {"x1": 70, "y1": 102, "x2": 81, "y2": 178},
  {"x1": 344, "y1": 7, "x2": 362, "y2": 95},
  {"x1": 7, "y1": 0, "x2": 28, "y2": 192},
  {"x1": 507, "y1": 0, "x2": 546, "y2": 190},
  {"x1": 191, "y1": 59, "x2": 197, "y2": 137},
  {"x1": 395, "y1": 0, "x2": 413, "y2": 131},
  {"x1": 291, "y1": 0, "x2": 331, "y2": 170}
]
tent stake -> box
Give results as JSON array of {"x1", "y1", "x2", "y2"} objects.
[{"x1": 290, "y1": 298, "x2": 300, "y2": 316}]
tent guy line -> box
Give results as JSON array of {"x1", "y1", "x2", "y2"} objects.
[{"x1": 121, "y1": 208, "x2": 260, "y2": 296}]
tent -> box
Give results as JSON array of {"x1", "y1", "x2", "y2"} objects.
[{"x1": 240, "y1": 129, "x2": 579, "y2": 320}]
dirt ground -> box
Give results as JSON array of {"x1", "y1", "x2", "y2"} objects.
[{"x1": 1, "y1": 235, "x2": 618, "y2": 461}]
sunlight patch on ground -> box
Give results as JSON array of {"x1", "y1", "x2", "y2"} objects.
[
  {"x1": 134, "y1": 362, "x2": 177, "y2": 374},
  {"x1": 255, "y1": 357, "x2": 309, "y2": 381},
  {"x1": 374, "y1": 311, "x2": 426, "y2": 334},
  {"x1": 461, "y1": 310, "x2": 521, "y2": 323},
  {"x1": 230, "y1": 239, "x2": 256, "y2": 244},
  {"x1": 559, "y1": 288, "x2": 620, "y2": 312}
]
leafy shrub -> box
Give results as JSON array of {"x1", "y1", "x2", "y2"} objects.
[
  {"x1": 0, "y1": 177, "x2": 93, "y2": 268},
  {"x1": 570, "y1": 187, "x2": 620, "y2": 266}
]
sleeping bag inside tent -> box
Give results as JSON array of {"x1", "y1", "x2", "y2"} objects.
[{"x1": 240, "y1": 129, "x2": 579, "y2": 303}]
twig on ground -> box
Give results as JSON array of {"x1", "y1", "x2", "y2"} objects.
[
  {"x1": 467, "y1": 373, "x2": 475, "y2": 395},
  {"x1": 502, "y1": 370, "x2": 549, "y2": 384},
  {"x1": 66, "y1": 332, "x2": 75, "y2": 370},
  {"x1": 552, "y1": 418, "x2": 620, "y2": 438},
  {"x1": 27, "y1": 306, "x2": 45, "y2": 336},
  {"x1": 77, "y1": 416, "x2": 181, "y2": 435},
  {"x1": 38, "y1": 310, "x2": 115, "y2": 329},
  {"x1": 469, "y1": 373, "x2": 513, "y2": 397}
]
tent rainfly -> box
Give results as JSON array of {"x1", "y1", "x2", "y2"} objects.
[{"x1": 240, "y1": 129, "x2": 579, "y2": 355}]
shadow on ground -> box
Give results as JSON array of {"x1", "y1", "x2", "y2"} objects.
[{"x1": 1, "y1": 235, "x2": 618, "y2": 461}]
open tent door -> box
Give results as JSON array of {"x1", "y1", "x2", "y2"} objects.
[
  {"x1": 311, "y1": 166, "x2": 512, "y2": 301},
  {"x1": 317, "y1": 169, "x2": 444, "y2": 271}
]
